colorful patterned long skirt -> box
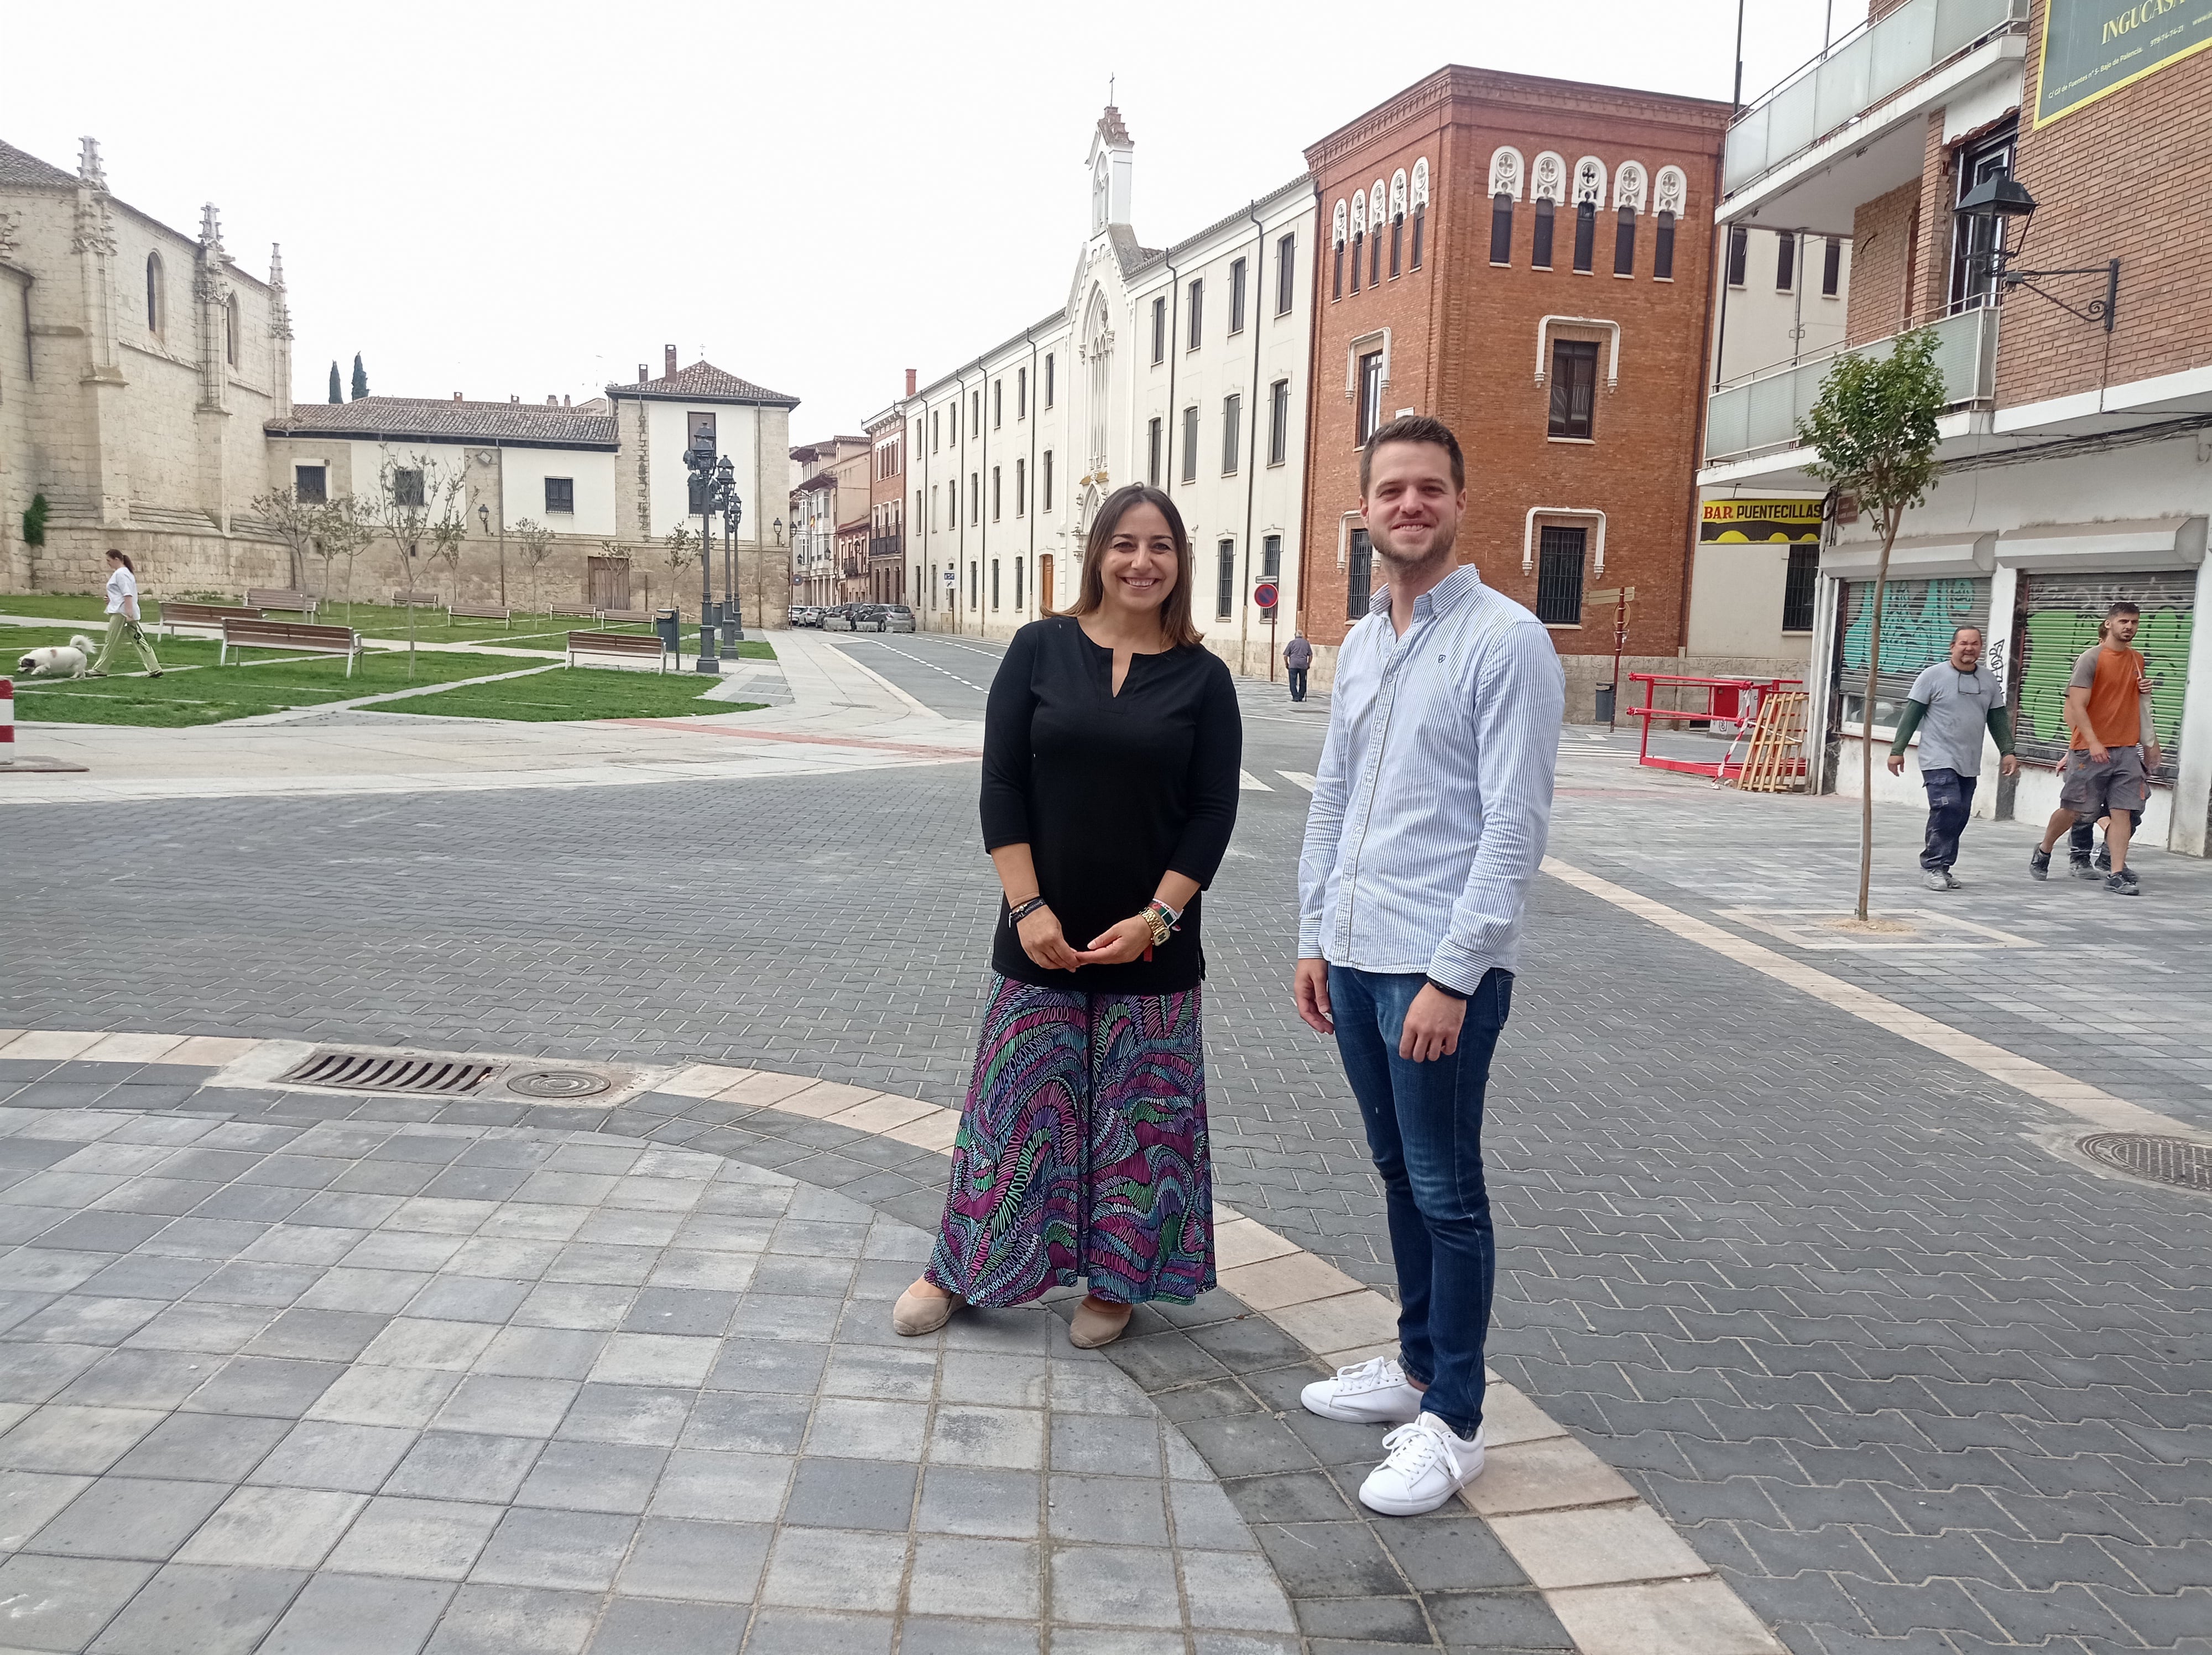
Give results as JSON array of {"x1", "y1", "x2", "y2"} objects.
[{"x1": 926, "y1": 975, "x2": 1214, "y2": 1308}]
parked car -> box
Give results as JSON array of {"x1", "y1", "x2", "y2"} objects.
[
  {"x1": 792, "y1": 606, "x2": 825, "y2": 628},
  {"x1": 821, "y1": 604, "x2": 857, "y2": 632},
  {"x1": 880, "y1": 605, "x2": 916, "y2": 633}
]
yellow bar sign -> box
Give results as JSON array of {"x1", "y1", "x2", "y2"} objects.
[{"x1": 1700, "y1": 498, "x2": 1822, "y2": 544}]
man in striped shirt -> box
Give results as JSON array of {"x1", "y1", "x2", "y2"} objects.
[{"x1": 1292, "y1": 415, "x2": 1564, "y2": 1516}]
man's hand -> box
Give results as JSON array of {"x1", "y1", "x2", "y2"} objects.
[
  {"x1": 1886, "y1": 753, "x2": 1905, "y2": 776},
  {"x1": 1294, "y1": 958, "x2": 1334, "y2": 1036},
  {"x1": 2000, "y1": 753, "x2": 2019, "y2": 777},
  {"x1": 2089, "y1": 742, "x2": 2110, "y2": 764},
  {"x1": 2146, "y1": 744, "x2": 2163, "y2": 773},
  {"x1": 1399, "y1": 985, "x2": 1466, "y2": 1063}
]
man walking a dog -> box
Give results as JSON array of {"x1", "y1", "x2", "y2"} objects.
[{"x1": 1291, "y1": 415, "x2": 1562, "y2": 1516}]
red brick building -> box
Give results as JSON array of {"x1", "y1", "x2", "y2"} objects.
[{"x1": 1298, "y1": 67, "x2": 1729, "y2": 710}]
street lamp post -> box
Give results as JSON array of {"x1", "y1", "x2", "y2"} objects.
[
  {"x1": 723, "y1": 486, "x2": 745, "y2": 646},
  {"x1": 684, "y1": 443, "x2": 742, "y2": 673}
]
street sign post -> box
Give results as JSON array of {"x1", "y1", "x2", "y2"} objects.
[
  {"x1": 1253, "y1": 581, "x2": 1281, "y2": 680},
  {"x1": 1586, "y1": 585, "x2": 1637, "y2": 730}
]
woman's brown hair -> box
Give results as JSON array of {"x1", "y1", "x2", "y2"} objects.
[
  {"x1": 107, "y1": 549, "x2": 134, "y2": 573},
  {"x1": 1070, "y1": 484, "x2": 1202, "y2": 649}
]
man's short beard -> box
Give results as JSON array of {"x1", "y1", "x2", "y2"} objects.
[{"x1": 1372, "y1": 517, "x2": 1459, "y2": 580}]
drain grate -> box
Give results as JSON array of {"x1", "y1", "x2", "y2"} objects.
[
  {"x1": 2078, "y1": 1132, "x2": 2212, "y2": 1193},
  {"x1": 504, "y1": 1069, "x2": 612, "y2": 1100},
  {"x1": 279, "y1": 1051, "x2": 499, "y2": 1096}
]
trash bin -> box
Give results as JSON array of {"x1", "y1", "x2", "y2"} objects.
[
  {"x1": 1594, "y1": 683, "x2": 1616, "y2": 724},
  {"x1": 654, "y1": 607, "x2": 681, "y2": 657}
]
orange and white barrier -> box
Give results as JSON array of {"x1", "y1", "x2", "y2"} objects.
[{"x1": 0, "y1": 676, "x2": 13, "y2": 756}]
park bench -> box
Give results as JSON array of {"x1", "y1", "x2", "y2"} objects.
[
  {"x1": 390, "y1": 589, "x2": 442, "y2": 607},
  {"x1": 567, "y1": 631, "x2": 668, "y2": 672},
  {"x1": 448, "y1": 603, "x2": 512, "y2": 623},
  {"x1": 220, "y1": 617, "x2": 364, "y2": 676},
  {"x1": 246, "y1": 587, "x2": 319, "y2": 617},
  {"x1": 596, "y1": 608, "x2": 654, "y2": 625},
  {"x1": 550, "y1": 604, "x2": 599, "y2": 621},
  {"x1": 159, "y1": 601, "x2": 262, "y2": 639}
]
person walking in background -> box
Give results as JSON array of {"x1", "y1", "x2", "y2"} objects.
[
  {"x1": 88, "y1": 550, "x2": 160, "y2": 679},
  {"x1": 1292, "y1": 417, "x2": 1563, "y2": 1516},
  {"x1": 1284, "y1": 632, "x2": 1313, "y2": 702},
  {"x1": 897, "y1": 483, "x2": 1242, "y2": 1351},
  {"x1": 2030, "y1": 601, "x2": 2159, "y2": 896},
  {"x1": 2062, "y1": 618, "x2": 2151, "y2": 878},
  {"x1": 1885, "y1": 623, "x2": 2017, "y2": 890}
]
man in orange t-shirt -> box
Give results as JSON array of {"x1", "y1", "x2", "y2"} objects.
[{"x1": 2030, "y1": 602, "x2": 2161, "y2": 896}]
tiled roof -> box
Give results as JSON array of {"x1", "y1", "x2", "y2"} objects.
[
  {"x1": 0, "y1": 139, "x2": 80, "y2": 190},
  {"x1": 608, "y1": 360, "x2": 800, "y2": 407},
  {"x1": 264, "y1": 397, "x2": 617, "y2": 447}
]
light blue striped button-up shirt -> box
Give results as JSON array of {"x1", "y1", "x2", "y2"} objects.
[{"x1": 1297, "y1": 565, "x2": 1564, "y2": 991}]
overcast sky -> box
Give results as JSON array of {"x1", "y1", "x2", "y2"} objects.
[{"x1": 13, "y1": 0, "x2": 1866, "y2": 439}]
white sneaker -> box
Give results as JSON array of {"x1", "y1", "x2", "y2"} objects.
[
  {"x1": 1921, "y1": 868, "x2": 1950, "y2": 891},
  {"x1": 1300, "y1": 1356, "x2": 1423, "y2": 1425},
  {"x1": 1358, "y1": 1412, "x2": 1485, "y2": 1516}
]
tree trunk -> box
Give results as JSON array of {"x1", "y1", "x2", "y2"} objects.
[{"x1": 1856, "y1": 506, "x2": 1904, "y2": 921}]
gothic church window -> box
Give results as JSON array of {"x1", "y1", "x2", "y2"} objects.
[
  {"x1": 224, "y1": 294, "x2": 239, "y2": 366},
  {"x1": 145, "y1": 253, "x2": 164, "y2": 336}
]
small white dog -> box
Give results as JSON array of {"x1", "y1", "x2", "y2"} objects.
[{"x1": 16, "y1": 635, "x2": 98, "y2": 679}]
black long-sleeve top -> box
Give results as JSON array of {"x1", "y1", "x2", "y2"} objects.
[{"x1": 981, "y1": 616, "x2": 1243, "y2": 994}]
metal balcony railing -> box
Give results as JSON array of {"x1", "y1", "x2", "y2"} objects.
[
  {"x1": 1703, "y1": 305, "x2": 1998, "y2": 466},
  {"x1": 1724, "y1": 0, "x2": 2027, "y2": 196}
]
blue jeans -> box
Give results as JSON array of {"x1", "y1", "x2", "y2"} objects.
[
  {"x1": 1920, "y1": 767, "x2": 1977, "y2": 871},
  {"x1": 1328, "y1": 965, "x2": 1511, "y2": 1440}
]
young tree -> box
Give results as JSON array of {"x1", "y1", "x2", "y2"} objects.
[
  {"x1": 327, "y1": 361, "x2": 342, "y2": 404},
  {"x1": 658, "y1": 525, "x2": 698, "y2": 621},
  {"x1": 248, "y1": 484, "x2": 322, "y2": 591},
  {"x1": 512, "y1": 518, "x2": 557, "y2": 617},
  {"x1": 351, "y1": 353, "x2": 369, "y2": 400},
  {"x1": 317, "y1": 493, "x2": 374, "y2": 616},
  {"x1": 373, "y1": 449, "x2": 467, "y2": 678},
  {"x1": 1797, "y1": 328, "x2": 1948, "y2": 922}
]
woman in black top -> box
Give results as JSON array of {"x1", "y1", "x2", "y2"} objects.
[{"x1": 896, "y1": 485, "x2": 1243, "y2": 1349}]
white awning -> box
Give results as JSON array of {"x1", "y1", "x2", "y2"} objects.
[
  {"x1": 1821, "y1": 532, "x2": 1995, "y2": 581},
  {"x1": 1996, "y1": 516, "x2": 2208, "y2": 572}
]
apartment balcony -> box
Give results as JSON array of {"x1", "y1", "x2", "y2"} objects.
[
  {"x1": 1722, "y1": 0, "x2": 2027, "y2": 235},
  {"x1": 1702, "y1": 305, "x2": 1997, "y2": 478}
]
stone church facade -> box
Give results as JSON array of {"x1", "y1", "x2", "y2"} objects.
[
  {"x1": 1, "y1": 137, "x2": 796, "y2": 621},
  {"x1": 0, "y1": 137, "x2": 293, "y2": 596}
]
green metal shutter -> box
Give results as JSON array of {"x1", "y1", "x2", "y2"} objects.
[
  {"x1": 1837, "y1": 576, "x2": 1992, "y2": 727},
  {"x1": 2015, "y1": 570, "x2": 2195, "y2": 782}
]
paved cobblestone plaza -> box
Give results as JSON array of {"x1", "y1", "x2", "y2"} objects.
[{"x1": 3, "y1": 632, "x2": 2208, "y2": 1654}]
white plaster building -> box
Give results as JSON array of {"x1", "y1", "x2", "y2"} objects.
[
  {"x1": 264, "y1": 347, "x2": 798, "y2": 622},
  {"x1": 901, "y1": 108, "x2": 1316, "y2": 675},
  {"x1": 1685, "y1": 225, "x2": 1856, "y2": 667}
]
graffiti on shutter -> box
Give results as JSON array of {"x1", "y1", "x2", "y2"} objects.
[
  {"x1": 2015, "y1": 570, "x2": 2194, "y2": 783},
  {"x1": 1838, "y1": 577, "x2": 1992, "y2": 727}
]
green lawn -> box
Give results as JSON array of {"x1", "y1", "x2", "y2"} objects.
[
  {"x1": 4, "y1": 624, "x2": 533, "y2": 727},
  {"x1": 382, "y1": 667, "x2": 766, "y2": 722},
  {"x1": 0, "y1": 592, "x2": 776, "y2": 656}
]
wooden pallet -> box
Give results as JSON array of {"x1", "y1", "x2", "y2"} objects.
[{"x1": 1735, "y1": 690, "x2": 1809, "y2": 793}]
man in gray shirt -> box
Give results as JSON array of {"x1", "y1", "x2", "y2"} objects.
[{"x1": 1887, "y1": 623, "x2": 2017, "y2": 889}]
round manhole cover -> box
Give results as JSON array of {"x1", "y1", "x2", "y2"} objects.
[
  {"x1": 2078, "y1": 1133, "x2": 2212, "y2": 1193},
  {"x1": 504, "y1": 1069, "x2": 613, "y2": 1100}
]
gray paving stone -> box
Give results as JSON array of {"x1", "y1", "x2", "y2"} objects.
[
  {"x1": 420, "y1": 1584, "x2": 601, "y2": 1655},
  {"x1": 258, "y1": 1571, "x2": 455, "y2": 1654},
  {"x1": 469, "y1": 1506, "x2": 637, "y2": 1591},
  {"x1": 86, "y1": 1561, "x2": 307, "y2": 1654},
  {"x1": 586, "y1": 1596, "x2": 748, "y2": 1654},
  {"x1": 0, "y1": 1552, "x2": 158, "y2": 1647}
]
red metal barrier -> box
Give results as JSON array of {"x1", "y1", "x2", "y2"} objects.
[{"x1": 1624, "y1": 672, "x2": 1807, "y2": 782}]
